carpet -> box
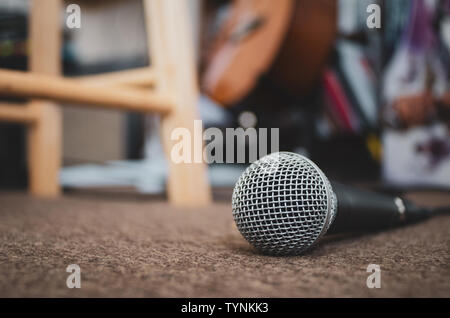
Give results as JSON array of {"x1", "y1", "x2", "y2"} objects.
[{"x1": 0, "y1": 190, "x2": 449, "y2": 297}]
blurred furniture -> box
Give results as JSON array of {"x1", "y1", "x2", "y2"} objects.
[{"x1": 0, "y1": 0, "x2": 211, "y2": 206}]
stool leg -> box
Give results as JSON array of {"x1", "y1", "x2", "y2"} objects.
[
  {"x1": 144, "y1": 0, "x2": 211, "y2": 206},
  {"x1": 28, "y1": 0, "x2": 62, "y2": 197}
]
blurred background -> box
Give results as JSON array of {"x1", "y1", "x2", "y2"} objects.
[{"x1": 0, "y1": 0, "x2": 449, "y2": 197}]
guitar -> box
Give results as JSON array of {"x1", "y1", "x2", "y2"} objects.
[
  {"x1": 202, "y1": 0, "x2": 337, "y2": 106},
  {"x1": 202, "y1": 0, "x2": 294, "y2": 106}
]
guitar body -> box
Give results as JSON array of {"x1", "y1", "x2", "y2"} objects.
[
  {"x1": 202, "y1": 0, "x2": 294, "y2": 106},
  {"x1": 269, "y1": 0, "x2": 337, "y2": 97},
  {"x1": 202, "y1": 0, "x2": 337, "y2": 106}
]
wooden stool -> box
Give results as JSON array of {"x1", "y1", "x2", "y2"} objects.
[{"x1": 0, "y1": 0, "x2": 211, "y2": 206}]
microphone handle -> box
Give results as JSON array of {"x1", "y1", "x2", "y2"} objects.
[{"x1": 327, "y1": 182, "x2": 431, "y2": 234}]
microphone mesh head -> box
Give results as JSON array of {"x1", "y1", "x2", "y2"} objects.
[{"x1": 232, "y1": 152, "x2": 337, "y2": 255}]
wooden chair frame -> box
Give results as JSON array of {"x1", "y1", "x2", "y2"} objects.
[{"x1": 0, "y1": 0, "x2": 211, "y2": 206}]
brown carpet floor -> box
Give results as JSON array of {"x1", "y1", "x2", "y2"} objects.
[{"x1": 0, "y1": 190, "x2": 449, "y2": 297}]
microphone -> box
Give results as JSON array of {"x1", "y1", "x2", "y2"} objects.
[{"x1": 231, "y1": 152, "x2": 434, "y2": 255}]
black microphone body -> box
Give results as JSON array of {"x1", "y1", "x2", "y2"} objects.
[{"x1": 327, "y1": 182, "x2": 431, "y2": 234}]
